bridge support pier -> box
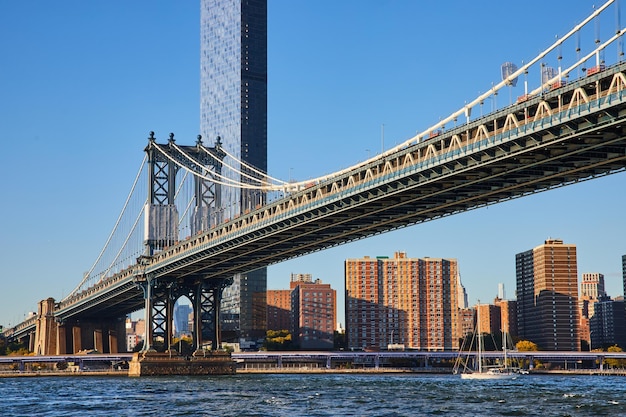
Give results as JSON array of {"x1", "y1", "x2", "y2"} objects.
[
  {"x1": 72, "y1": 326, "x2": 82, "y2": 353},
  {"x1": 33, "y1": 298, "x2": 57, "y2": 355},
  {"x1": 131, "y1": 275, "x2": 235, "y2": 375},
  {"x1": 55, "y1": 318, "x2": 125, "y2": 354},
  {"x1": 56, "y1": 324, "x2": 67, "y2": 355},
  {"x1": 128, "y1": 350, "x2": 235, "y2": 377},
  {"x1": 138, "y1": 276, "x2": 231, "y2": 353},
  {"x1": 94, "y1": 329, "x2": 104, "y2": 353},
  {"x1": 191, "y1": 277, "x2": 231, "y2": 352}
]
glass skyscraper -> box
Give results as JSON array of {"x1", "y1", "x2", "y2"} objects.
[
  {"x1": 622, "y1": 254, "x2": 626, "y2": 299},
  {"x1": 200, "y1": 0, "x2": 268, "y2": 344}
]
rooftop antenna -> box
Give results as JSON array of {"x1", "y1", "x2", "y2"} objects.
[
  {"x1": 541, "y1": 64, "x2": 557, "y2": 90},
  {"x1": 501, "y1": 62, "x2": 518, "y2": 105}
]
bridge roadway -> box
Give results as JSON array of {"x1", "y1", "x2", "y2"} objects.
[{"x1": 7, "y1": 61, "x2": 626, "y2": 339}]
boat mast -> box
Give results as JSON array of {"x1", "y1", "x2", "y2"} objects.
[
  {"x1": 476, "y1": 301, "x2": 482, "y2": 373},
  {"x1": 503, "y1": 328, "x2": 508, "y2": 369}
]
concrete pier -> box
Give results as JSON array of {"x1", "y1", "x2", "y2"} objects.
[{"x1": 128, "y1": 350, "x2": 235, "y2": 377}]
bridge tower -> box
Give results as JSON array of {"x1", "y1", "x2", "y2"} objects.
[
  {"x1": 139, "y1": 132, "x2": 230, "y2": 353},
  {"x1": 144, "y1": 131, "x2": 224, "y2": 255}
]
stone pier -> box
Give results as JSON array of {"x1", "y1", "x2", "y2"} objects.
[{"x1": 128, "y1": 350, "x2": 236, "y2": 377}]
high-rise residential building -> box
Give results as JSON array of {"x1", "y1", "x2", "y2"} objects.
[
  {"x1": 622, "y1": 254, "x2": 626, "y2": 297},
  {"x1": 580, "y1": 273, "x2": 606, "y2": 300},
  {"x1": 173, "y1": 303, "x2": 192, "y2": 337},
  {"x1": 125, "y1": 318, "x2": 145, "y2": 352},
  {"x1": 590, "y1": 296, "x2": 626, "y2": 350},
  {"x1": 476, "y1": 303, "x2": 501, "y2": 335},
  {"x1": 459, "y1": 308, "x2": 475, "y2": 338},
  {"x1": 290, "y1": 273, "x2": 313, "y2": 287},
  {"x1": 515, "y1": 239, "x2": 580, "y2": 351},
  {"x1": 291, "y1": 279, "x2": 337, "y2": 350},
  {"x1": 200, "y1": 0, "x2": 268, "y2": 344},
  {"x1": 515, "y1": 249, "x2": 535, "y2": 344},
  {"x1": 266, "y1": 289, "x2": 291, "y2": 331},
  {"x1": 578, "y1": 272, "x2": 606, "y2": 347},
  {"x1": 495, "y1": 298, "x2": 518, "y2": 338},
  {"x1": 345, "y1": 252, "x2": 464, "y2": 351}
]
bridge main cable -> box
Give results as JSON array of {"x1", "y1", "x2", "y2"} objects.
[
  {"x1": 63, "y1": 154, "x2": 148, "y2": 300},
  {"x1": 278, "y1": 0, "x2": 620, "y2": 193}
]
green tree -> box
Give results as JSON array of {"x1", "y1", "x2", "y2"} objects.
[
  {"x1": 263, "y1": 330, "x2": 294, "y2": 351},
  {"x1": 172, "y1": 336, "x2": 194, "y2": 356},
  {"x1": 516, "y1": 340, "x2": 538, "y2": 351},
  {"x1": 605, "y1": 345, "x2": 626, "y2": 369},
  {"x1": 515, "y1": 339, "x2": 539, "y2": 370},
  {"x1": 7, "y1": 343, "x2": 30, "y2": 356}
]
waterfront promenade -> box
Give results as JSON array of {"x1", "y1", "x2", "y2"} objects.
[
  {"x1": 2, "y1": 350, "x2": 626, "y2": 377},
  {"x1": 2, "y1": 367, "x2": 626, "y2": 378}
]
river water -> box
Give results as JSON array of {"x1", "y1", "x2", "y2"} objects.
[{"x1": 1, "y1": 373, "x2": 625, "y2": 416}]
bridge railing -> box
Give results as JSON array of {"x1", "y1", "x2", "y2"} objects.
[{"x1": 140, "y1": 63, "x2": 626, "y2": 277}]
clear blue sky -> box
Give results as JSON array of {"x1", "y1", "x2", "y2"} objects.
[{"x1": 1, "y1": 1, "x2": 624, "y2": 329}]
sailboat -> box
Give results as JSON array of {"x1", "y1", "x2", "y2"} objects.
[{"x1": 455, "y1": 302, "x2": 518, "y2": 380}]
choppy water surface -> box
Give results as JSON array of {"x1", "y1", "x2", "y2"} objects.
[{"x1": 1, "y1": 374, "x2": 625, "y2": 416}]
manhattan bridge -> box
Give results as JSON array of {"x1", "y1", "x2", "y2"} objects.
[{"x1": 4, "y1": 1, "x2": 626, "y2": 357}]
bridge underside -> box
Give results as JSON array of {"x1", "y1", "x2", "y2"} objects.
[
  {"x1": 42, "y1": 65, "x2": 626, "y2": 346},
  {"x1": 155, "y1": 109, "x2": 626, "y2": 282}
]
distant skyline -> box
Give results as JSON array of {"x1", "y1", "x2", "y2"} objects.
[{"x1": 1, "y1": 1, "x2": 625, "y2": 329}]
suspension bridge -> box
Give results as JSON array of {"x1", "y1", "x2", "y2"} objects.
[{"x1": 3, "y1": 1, "x2": 626, "y2": 359}]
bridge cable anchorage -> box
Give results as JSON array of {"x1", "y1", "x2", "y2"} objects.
[
  {"x1": 237, "y1": 1, "x2": 623, "y2": 194},
  {"x1": 395, "y1": 0, "x2": 617, "y2": 147},
  {"x1": 64, "y1": 154, "x2": 149, "y2": 300}
]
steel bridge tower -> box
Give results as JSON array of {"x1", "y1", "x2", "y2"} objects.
[{"x1": 137, "y1": 131, "x2": 231, "y2": 353}]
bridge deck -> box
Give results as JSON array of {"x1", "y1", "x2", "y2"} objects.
[{"x1": 8, "y1": 62, "x2": 626, "y2": 335}]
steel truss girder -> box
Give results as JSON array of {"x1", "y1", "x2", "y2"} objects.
[
  {"x1": 149, "y1": 280, "x2": 170, "y2": 344},
  {"x1": 148, "y1": 107, "x2": 626, "y2": 282},
  {"x1": 144, "y1": 132, "x2": 226, "y2": 253},
  {"x1": 52, "y1": 67, "x2": 626, "y2": 325},
  {"x1": 136, "y1": 275, "x2": 232, "y2": 352}
]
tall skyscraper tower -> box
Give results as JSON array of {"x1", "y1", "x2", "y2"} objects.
[
  {"x1": 515, "y1": 239, "x2": 580, "y2": 351},
  {"x1": 622, "y1": 254, "x2": 626, "y2": 298},
  {"x1": 200, "y1": 0, "x2": 268, "y2": 343}
]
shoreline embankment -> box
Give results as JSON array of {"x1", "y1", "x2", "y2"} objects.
[{"x1": 2, "y1": 367, "x2": 626, "y2": 378}]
